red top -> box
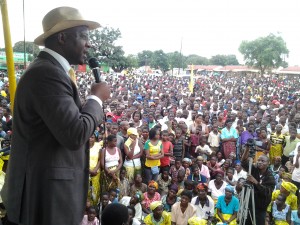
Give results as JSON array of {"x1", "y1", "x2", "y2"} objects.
[{"x1": 160, "y1": 141, "x2": 172, "y2": 167}]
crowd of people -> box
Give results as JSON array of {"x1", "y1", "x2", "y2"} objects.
[{"x1": 70, "y1": 71, "x2": 300, "y2": 225}]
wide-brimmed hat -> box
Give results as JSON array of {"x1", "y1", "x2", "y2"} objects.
[{"x1": 34, "y1": 6, "x2": 101, "y2": 46}]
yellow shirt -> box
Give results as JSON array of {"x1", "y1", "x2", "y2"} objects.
[{"x1": 144, "y1": 140, "x2": 162, "y2": 167}]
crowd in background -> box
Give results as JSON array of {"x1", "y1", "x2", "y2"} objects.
[{"x1": 2, "y1": 71, "x2": 300, "y2": 224}]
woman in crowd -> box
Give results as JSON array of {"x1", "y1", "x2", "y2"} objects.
[
  {"x1": 100, "y1": 134, "x2": 123, "y2": 193},
  {"x1": 216, "y1": 112, "x2": 225, "y2": 132},
  {"x1": 267, "y1": 194, "x2": 291, "y2": 225},
  {"x1": 144, "y1": 128, "x2": 164, "y2": 183},
  {"x1": 216, "y1": 185, "x2": 239, "y2": 225},
  {"x1": 88, "y1": 133, "x2": 101, "y2": 206},
  {"x1": 171, "y1": 190, "x2": 196, "y2": 225},
  {"x1": 144, "y1": 201, "x2": 171, "y2": 225},
  {"x1": 189, "y1": 114, "x2": 209, "y2": 136},
  {"x1": 161, "y1": 184, "x2": 180, "y2": 212},
  {"x1": 132, "y1": 111, "x2": 143, "y2": 128},
  {"x1": 124, "y1": 127, "x2": 143, "y2": 183},
  {"x1": 269, "y1": 181, "x2": 298, "y2": 211},
  {"x1": 208, "y1": 170, "x2": 227, "y2": 203},
  {"x1": 220, "y1": 120, "x2": 238, "y2": 159},
  {"x1": 142, "y1": 180, "x2": 161, "y2": 215}
]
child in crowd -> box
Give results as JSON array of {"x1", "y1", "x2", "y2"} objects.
[
  {"x1": 160, "y1": 130, "x2": 173, "y2": 169},
  {"x1": 98, "y1": 192, "x2": 110, "y2": 217},
  {"x1": 119, "y1": 167, "x2": 130, "y2": 199},
  {"x1": 109, "y1": 189, "x2": 119, "y2": 203},
  {"x1": 208, "y1": 124, "x2": 220, "y2": 154},
  {"x1": 182, "y1": 158, "x2": 191, "y2": 179},
  {"x1": 172, "y1": 128, "x2": 185, "y2": 159},
  {"x1": 196, "y1": 136, "x2": 212, "y2": 162},
  {"x1": 130, "y1": 174, "x2": 147, "y2": 195},
  {"x1": 207, "y1": 156, "x2": 221, "y2": 179},
  {"x1": 169, "y1": 158, "x2": 185, "y2": 181},
  {"x1": 80, "y1": 206, "x2": 99, "y2": 225},
  {"x1": 225, "y1": 167, "x2": 237, "y2": 187},
  {"x1": 157, "y1": 167, "x2": 172, "y2": 196},
  {"x1": 190, "y1": 126, "x2": 202, "y2": 158}
]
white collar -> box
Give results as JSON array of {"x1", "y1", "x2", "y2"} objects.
[{"x1": 42, "y1": 48, "x2": 71, "y2": 74}]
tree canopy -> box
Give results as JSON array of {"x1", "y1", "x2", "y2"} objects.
[
  {"x1": 239, "y1": 33, "x2": 289, "y2": 75},
  {"x1": 89, "y1": 27, "x2": 128, "y2": 72}
]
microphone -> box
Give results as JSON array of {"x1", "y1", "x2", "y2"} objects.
[{"x1": 88, "y1": 57, "x2": 101, "y2": 83}]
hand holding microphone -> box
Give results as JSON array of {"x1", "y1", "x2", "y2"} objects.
[{"x1": 88, "y1": 57, "x2": 110, "y2": 102}]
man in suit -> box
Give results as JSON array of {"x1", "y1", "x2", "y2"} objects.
[{"x1": 1, "y1": 7, "x2": 110, "y2": 225}]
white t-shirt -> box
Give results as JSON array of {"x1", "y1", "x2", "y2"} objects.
[
  {"x1": 233, "y1": 169, "x2": 247, "y2": 181},
  {"x1": 123, "y1": 141, "x2": 141, "y2": 167},
  {"x1": 191, "y1": 195, "x2": 215, "y2": 219},
  {"x1": 292, "y1": 155, "x2": 300, "y2": 182},
  {"x1": 208, "y1": 180, "x2": 227, "y2": 201}
]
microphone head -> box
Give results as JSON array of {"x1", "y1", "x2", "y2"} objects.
[{"x1": 88, "y1": 57, "x2": 100, "y2": 69}]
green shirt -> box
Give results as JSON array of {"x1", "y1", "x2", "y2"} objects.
[{"x1": 283, "y1": 136, "x2": 300, "y2": 157}]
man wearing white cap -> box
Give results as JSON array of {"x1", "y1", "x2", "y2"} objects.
[{"x1": 2, "y1": 6, "x2": 110, "y2": 225}]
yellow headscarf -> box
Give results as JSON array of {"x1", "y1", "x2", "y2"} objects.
[
  {"x1": 150, "y1": 201, "x2": 162, "y2": 211},
  {"x1": 281, "y1": 181, "x2": 297, "y2": 194},
  {"x1": 148, "y1": 180, "x2": 158, "y2": 190},
  {"x1": 188, "y1": 216, "x2": 207, "y2": 225}
]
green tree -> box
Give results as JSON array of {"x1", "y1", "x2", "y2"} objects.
[
  {"x1": 125, "y1": 54, "x2": 138, "y2": 69},
  {"x1": 89, "y1": 27, "x2": 128, "y2": 72},
  {"x1": 185, "y1": 54, "x2": 209, "y2": 66},
  {"x1": 167, "y1": 51, "x2": 182, "y2": 68},
  {"x1": 225, "y1": 55, "x2": 239, "y2": 65},
  {"x1": 209, "y1": 54, "x2": 239, "y2": 66},
  {"x1": 150, "y1": 50, "x2": 169, "y2": 73},
  {"x1": 209, "y1": 55, "x2": 227, "y2": 66},
  {"x1": 13, "y1": 41, "x2": 40, "y2": 59},
  {"x1": 137, "y1": 50, "x2": 153, "y2": 67},
  {"x1": 239, "y1": 33, "x2": 289, "y2": 75}
]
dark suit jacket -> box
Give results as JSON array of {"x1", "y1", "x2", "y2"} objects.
[{"x1": 1, "y1": 51, "x2": 103, "y2": 225}]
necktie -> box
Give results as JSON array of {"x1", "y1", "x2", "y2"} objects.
[{"x1": 69, "y1": 68, "x2": 77, "y2": 84}]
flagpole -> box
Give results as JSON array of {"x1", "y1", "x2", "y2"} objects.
[{"x1": 0, "y1": 0, "x2": 17, "y2": 114}]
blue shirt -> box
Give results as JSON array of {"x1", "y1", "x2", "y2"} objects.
[
  {"x1": 220, "y1": 127, "x2": 238, "y2": 140},
  {"x1": 216, "y1": 195, "x2": 239, "y2": 214},
  {"x1": 292, "y1": 210, "x2": 300, "y2": 225}
]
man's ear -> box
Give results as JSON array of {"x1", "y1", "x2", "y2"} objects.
[{"x1": 57, "y1": 32, "x2": 67, "y2": 45}]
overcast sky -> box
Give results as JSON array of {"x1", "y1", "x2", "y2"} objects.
[{"x1": 1, "y1": 0, "x2": 300, "y2": 66}]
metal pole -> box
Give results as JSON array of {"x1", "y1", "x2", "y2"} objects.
[{"x1": 0, "y1": 0, "x2": 17, "y2": 114}]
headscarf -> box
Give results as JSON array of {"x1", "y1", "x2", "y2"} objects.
[
  {"x1": 225, "y1": 185, "x2": 235, "y2": 194},
  {"x1": 196, "y1": 183, "x2": 208, "y2": 191},
  {"x1": 148, "y1": 180, "x2": 158, "y2": 190},
  {"x1": 215, "y1": 169, "x2": 225, "y2": 177},
  {"x1": 149, "y1": 201, "x2": 163, "y2": 211},
  {"x1": 127, "y1": 128, "x2": 138, "y2": 136},
  {"x1": 182, "y1": 158, "x2": 192, "y2": 164},
  {"x1": 188, "y1": 217, "x2": 207, "y2": 225},
  {"x1": 281, "y1": 181, "x2": 297, "y2": 194},
  {"x1": 169, "y1": 184, "x2": 178, "y2": 193}
]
